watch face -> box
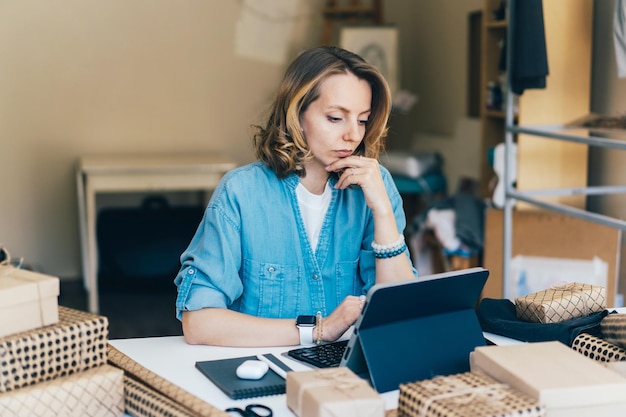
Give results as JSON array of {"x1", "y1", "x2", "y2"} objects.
[{"x1": 296, "y1": 315, "x2": 316, "y2": 326}]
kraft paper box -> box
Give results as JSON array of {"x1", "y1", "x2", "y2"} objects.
[
  {"x1": 0, "y1": 364, "x2": 124, "y2": 417},
  {"x1": 107, "y1": 345, "x2": 227, "y2": 417},
  {"x1": 471, "y1": 341, "x2": 626, "y2": 417},
  {"x1": 0, "y1": 306, "x2": 108, "y2": 393},
  {"x1": 571, "y1": 332, "x2": 626, "y2": 362},
  {"x1": 0, "y1": 266, "x2": 59, "y2": 337},
  {"x1": 515, "y1": 282, "x2": 606, "y2": 324},
  {"x1": 124, "y1": 375, "x2": 204, "y2": 417},
  {"x1": 286, "y1": 368, "x2": 384, "y2": 417},
  {"x1": 600, "y1": 313, "x2": 626, "y2": 349},
  {"x1": 398, "y1": 371, "x2": 545, "y2": 417}
]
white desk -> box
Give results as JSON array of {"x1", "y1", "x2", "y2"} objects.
[
  {"x1": 76, "y1": 154, "x2": 236, "y2": 313},
  {"x1": 109, "y1": 332, "x2": 522, "y2": 417},
  {"x1": 109, "y1": 336, "x2": 400, "y2": 417}
]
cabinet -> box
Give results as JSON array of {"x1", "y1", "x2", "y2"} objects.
[
  {"x1": 478, "y1": 0, "x2": 592, "y2": 205},
  {"x1": 495, "y1": 0, "x2": 626, "y2": 306}
]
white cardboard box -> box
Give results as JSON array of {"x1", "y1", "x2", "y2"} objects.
[
  {"x1": 0, "y1": 266, "x2": 59, "y2": 337},
  {"x1": 471, "y1": 341, "x2": 626, "y2": 417}
]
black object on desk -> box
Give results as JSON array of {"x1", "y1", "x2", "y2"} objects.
[
  {"x1": 287, "y1": 339, "x2": 348, "y2": 368},
  {"x1": 195, "y1": 356, "x2": 285, "y2": 400},
  {"x1": 476, "y1": 297, "x2": 608, "y2": 346},
  {"x1": 225, "y1": 404, "x2": 273, "y2": 417}
]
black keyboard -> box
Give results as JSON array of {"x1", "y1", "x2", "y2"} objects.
[{"x1": 287, "y1": 340, "x2": 349, "y2": 368}]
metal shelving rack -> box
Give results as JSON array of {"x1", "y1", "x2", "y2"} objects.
[{"x1": 501, "y1": 0, "x2": 626, "y2": 299}]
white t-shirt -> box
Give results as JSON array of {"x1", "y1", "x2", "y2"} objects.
[{"x1": 296, "y1": 181, "x2": 332, "y2": 251}]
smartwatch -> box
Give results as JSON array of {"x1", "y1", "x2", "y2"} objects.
[{"x1": 296, "y1": 315, "x2": 316, "y2": 345}]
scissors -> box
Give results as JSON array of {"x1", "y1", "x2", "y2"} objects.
[{"x1": 225, "y1": 404, "x2": 273, "y2": 417}]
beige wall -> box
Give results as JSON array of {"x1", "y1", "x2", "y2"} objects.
[
  {"x1": 0, "y1": 0, "x2": 483, "y2": 279},
  {"x1": 0, "y1": 0, "x2": 324, "y2": 277},
  {"x1": 3, "y1": 0, "x2": 621, "y2": 281}
]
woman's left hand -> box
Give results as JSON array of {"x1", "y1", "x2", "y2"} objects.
[{"x1": 326, "y1": 155, "x2": 392, "y2": 215}]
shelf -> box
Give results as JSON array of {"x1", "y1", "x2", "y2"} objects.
[
  {"x1": 481, "y1": 0, "x2": 614, "y2": 304},
  {"x1": 507, "y1": 189, "x2": 626, "y2": 231},
  {"x1": 509, "y1": 124, "x2": 626, "y2": 150},
  {"x1": 486, "y1": 20, "x2": 507, "y2": 29}
]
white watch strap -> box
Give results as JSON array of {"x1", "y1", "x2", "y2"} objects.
[{"x1": 298, "y1": 325, "x2": 315, "y2": 345}]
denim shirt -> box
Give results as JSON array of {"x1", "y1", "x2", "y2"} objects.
[{"x1": 174, "y1": 161, "x2": 416, "y2": 320}]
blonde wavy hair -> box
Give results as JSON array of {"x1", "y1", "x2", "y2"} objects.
[{"x1": 253, "y1": 46, "x2": 392, "y2": 178}]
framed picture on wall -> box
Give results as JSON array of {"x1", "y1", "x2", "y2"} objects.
[{"x1": 339, "y1": 26, "x2": 399, "y2": 96}]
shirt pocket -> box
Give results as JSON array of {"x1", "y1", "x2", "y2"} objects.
[
  {"x1": 242, "y1": 259, "x2": 302, "y2": 318},
  {"x1": 335, "y1": 259, "x2": 360, "y2": 304}
]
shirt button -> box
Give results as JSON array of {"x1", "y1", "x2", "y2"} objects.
[
  {"x1": 268, "y1": 267, "x2": 275, "y2": 273},
  {"x1": 187, "y1": 269, "x2": 195, "y2": 274},
  {"x1": 312, "y1": 274, "x2": 318, "y2": 280}
]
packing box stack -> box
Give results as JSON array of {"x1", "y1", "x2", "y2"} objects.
[
  {"x1": 0, "y1": 306, "x2": 109, "y2": 393},
  {"x1": 0, "y1": 262, "x2": 124, "y2": 416},
  {"x1": 286, "y1": 368, "x2": 385, "y2": 417},
  {"x1": 470, "y1": 341, "x2": 626, "y2": 417}
]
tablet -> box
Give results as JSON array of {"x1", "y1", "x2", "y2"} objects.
[{"x1": 341, "y1": 267, "x2": 489, "y2": 392}]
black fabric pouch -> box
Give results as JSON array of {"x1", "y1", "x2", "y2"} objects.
[{"x1": 477, "y1": 297, "x2": 607, "y2": 346}]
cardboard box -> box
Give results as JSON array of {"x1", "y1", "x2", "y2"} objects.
[
  {"x1": 471, "y1": 341, "x2": 626, "y2": 416},
  {"x1": 571, "y1": 333, "x2": 626, "y2": 362},
  {"x1": 0, "y1": 266, "x2": 59, "y2": 337},
  {"x1": 0, "y1": 306, "x2": 108, "y2": 393},
  {"x1": 398, "y1": 371, "x2": 545, "y2": 417},
  {"x1": 0, "y1": 364, "x2": 124, "y2": 417},
  {"x1": 124, "y1": 375, "x2": 201, "y2": 417},
  {"x1": 286, "y1": 368, "x2": 384, "y2": 417},
  {"x1": 107, "y1": 345, "x2": 226, "y2": 417},
  {"x1": 481, "y1": 208, "x2": 621, "y2": 306},
  {"x1": 515, "y1": 282, "x2": 606, "y2": 324}
]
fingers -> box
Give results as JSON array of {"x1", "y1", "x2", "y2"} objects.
[
  {"x1": 347, "y1": 295, "x2": 366, "y2": 316},
  {"x1": 323, "y1": 295, "x2": 367, "y2": 341},
  {"x1": 326, "y1": 155, "x2": 368, "y2": 174},
  {"x1": 329, "y1": 155, "x2": 377, "y2": 190}
]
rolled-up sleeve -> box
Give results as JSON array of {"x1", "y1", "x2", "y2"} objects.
[{"x1": 174, "y1": 188, "x2": 243, "y2": 320}]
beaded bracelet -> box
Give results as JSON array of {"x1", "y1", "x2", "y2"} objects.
[
  {"x1": 371, "y1": 235, "x2": 407, "y2": 258},
  {"x1": 373, "y1": 243, "x2": 407, "y2": 258}
]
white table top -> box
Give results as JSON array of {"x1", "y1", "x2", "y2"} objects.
[{"x1": 109, "y1": 336, "x2": 400, "y2": 417}]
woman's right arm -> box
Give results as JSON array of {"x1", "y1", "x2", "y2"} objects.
[
  {"x1": 182, "y1": 308, "x2": 299, "y2": 347},
  {"x1": 181, "y1": 294, "x2": 365, "y2": 347}
]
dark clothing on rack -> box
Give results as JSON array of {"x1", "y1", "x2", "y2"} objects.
[
  {"x1": 505, "y1": 0, "x2": 549, "y2": 95},
  {"x1": 615, "y1": 0, "x2": 626, "y2": 78}
]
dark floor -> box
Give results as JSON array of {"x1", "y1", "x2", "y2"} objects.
[{"x1": 58, "y1": 280, "x2": 183, "y2": 340}]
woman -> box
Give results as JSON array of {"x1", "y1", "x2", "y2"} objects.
[{"x1": 175, "y1": 46, "x2": 416, "y2": 347}]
